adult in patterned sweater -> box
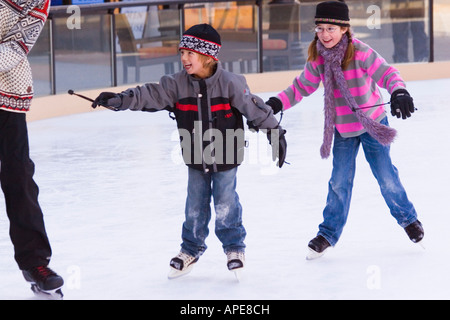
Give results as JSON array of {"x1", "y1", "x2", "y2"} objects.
[{"x1": 0, "y1": 0, "x2": 63, "y2": 298}]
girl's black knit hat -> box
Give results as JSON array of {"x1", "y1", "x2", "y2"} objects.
[
  {"x1": 179, "y1": 24, "x2": 222, "y2": 61},
  {"x1": 315, "y1": 1, "x2": 350, "y2": 27}
]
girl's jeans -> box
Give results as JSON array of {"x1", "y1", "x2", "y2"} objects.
[
  {"x1": 318, "y1": 118, "x2": 418, "y2": 246},
  {"x1": 181, "y1": 167, "x2": 246, "y2": 257}
]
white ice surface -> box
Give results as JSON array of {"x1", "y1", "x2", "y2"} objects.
[{"x1": 1, "y1": 78, "x2": 449, "y2": 300}]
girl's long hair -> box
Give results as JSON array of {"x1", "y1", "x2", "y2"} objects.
[{"x1": 307, "y1": 27, "x2": 355, "y2": 70}]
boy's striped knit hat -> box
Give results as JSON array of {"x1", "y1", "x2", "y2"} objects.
[
  {"x1": 179, "y1": 24, "x2": 222, "y2": 61},
  {"x1": 315, "y1": 1, "x2": 350, "y2": 27}
]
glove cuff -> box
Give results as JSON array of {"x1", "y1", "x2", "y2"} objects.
[{"x1": 391, "y1": 88, "x2": 410, "y2": 100}]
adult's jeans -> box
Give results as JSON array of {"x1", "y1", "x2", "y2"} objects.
[
  {"x1": 318, "y1": 118, "x2": 418, "y2": 246},
  {"x1": 181, "y1": 167, "x2": 246, "y2": 257},
  {"x1": 392, "y1": 20, "x2": 429, "y2": 63},
  {"x1": 0, "y1": 110, "x2": 52, "y2": 270}
]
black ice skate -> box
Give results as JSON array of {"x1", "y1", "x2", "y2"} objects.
[
  {"x1": 22, "y1": 266, "x2": 64, "y2": 299},
  {"x1": 306, "y1": 235, "x2": 331, "y2": 260},
  {"x1": 404, "y1": 220, "x2": 424, "y2": 247}
]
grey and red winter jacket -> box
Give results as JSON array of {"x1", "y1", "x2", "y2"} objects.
[{"x1": 120, "y1": 63, "x2": 280, "y2": 173}]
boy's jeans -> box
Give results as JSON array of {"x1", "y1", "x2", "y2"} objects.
[
  {"x1": 318, "y1": 118, "x2": 418, "y2": 246},
  {"x1": 181, "y1": 167, "x2": 246, "y2": 257}
]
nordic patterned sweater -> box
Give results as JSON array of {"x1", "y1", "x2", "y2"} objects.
[
  {"x1": 277, "y1": 38, "x2": 406, "y2": 138},
  {"x1": 0, "y1": 0, "x2": 50, "y2": 113}
]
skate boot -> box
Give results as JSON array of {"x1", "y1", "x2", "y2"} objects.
[
  {"x1": 306, "y1": 235, "x2": 331, "y2": 260},
  {"x1": 168, "y1": 251, "x2": 198, "y2": 279},
  {"x1": 226, "y1": 251, "x2": 245, "y2": 281},
  {"x1": 22, "y1": 266, "x2": 64, "y2": 299},
  {"x1": 404, "y1": 220, "x2": 424, "y2": 247}
]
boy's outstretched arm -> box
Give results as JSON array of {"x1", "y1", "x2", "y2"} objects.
[{"x1": 92, "y1": 76, "x2": 178, "y2": 112}]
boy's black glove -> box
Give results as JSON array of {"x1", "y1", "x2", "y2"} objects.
[
  {"x1": 246, "y1": 120, "x2": 259, "y2": 132},
  {"x1": 247, "y1": 97, "x2": 283, "y2": 131},
  {"x1": 390, "y1": 89, "x2": 414, "y2": 119},
  {"x1": 267, "y1": 127, "x2": 287, "y2": 168},
  {"x1": 92, "y1": 92, "x2": 125, "y2": 111},
  {"x1": 266, "y1": 97, "x2": 283, "y2": 115}
]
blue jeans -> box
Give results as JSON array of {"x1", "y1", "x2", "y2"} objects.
[
  {"x1": 318, "y1": 118, "x2": 418, "y2": 246},
  {"x1": 181, "y1": 167, "x2": 246, "y2": 257}
]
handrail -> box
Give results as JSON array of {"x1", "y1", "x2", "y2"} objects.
[
  {"x1": 38, "y1": 0, "x2": 439, "y2": 97},
  {"x1": 49, "y1": 0, "x2": 258, "y2": 15},
  {"x1": 45, "y1": 0, "x2": 267, "y2": 95},
  {"x1": 428, "y1": 0, "x2": 434, "y2": 62}
]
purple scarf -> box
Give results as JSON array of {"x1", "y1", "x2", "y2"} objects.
[{"x1": 317, "y1": 34, "x2": 397, "y2": 159}]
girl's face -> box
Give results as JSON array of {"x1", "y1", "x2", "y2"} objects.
[
  {"x1": 180, "y1": 49, "x2": 213, "y2": 79},
  {"x1": 315, "y1": 24, "x2": 348, "y2": 49}
]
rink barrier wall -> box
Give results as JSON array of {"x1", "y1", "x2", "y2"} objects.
[{"x1": 27, "y1": 61, "x2": 450, "y2": 122}]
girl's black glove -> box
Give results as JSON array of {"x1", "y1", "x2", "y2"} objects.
[
  {"x1": 390, "y1": 89, "x2": 415, "y2": 119},
  {"x1": 266, "y1": 97, "x2": 283, "y2": 115}
]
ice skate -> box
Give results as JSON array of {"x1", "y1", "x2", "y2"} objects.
[
  {"x1": 226, "y1": 251, "x2": 245, "y2": 281},
  {"x1": 22, "y1": 266, "x2": 64, "y2": 300},
  {"x1": 168, "y1": 251, "x2": 198, "y2": 279},
  {"x1": 404, "y1": 220, "x2": 425, "y2": 248},
  {"x1": 306, "y1": 235, "x2": 331, "y2": 260}
]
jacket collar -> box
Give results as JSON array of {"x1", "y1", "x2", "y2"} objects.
[{"x1": 185, "y1": 62, "x2": 223, "y2": 91}]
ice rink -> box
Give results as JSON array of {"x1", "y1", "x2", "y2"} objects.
[{"x1": 0, "y1": 78, "x2": 449, "y2": 300}]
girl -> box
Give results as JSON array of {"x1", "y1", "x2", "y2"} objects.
[{"x1": 266, "y1": 0, "x2": 423, "y2": 259}]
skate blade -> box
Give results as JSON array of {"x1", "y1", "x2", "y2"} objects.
[
  {"x1": 30, "y1": 284, "x2": 64, "y2": 300},
  {"x1": 415, "y1": 239, "x2": 425, "y2": 249},
  {"x1": 230, "y1": 267, "x2": 243, "y2": 282},
  {"x1": 167, "y1": 264, "x2": 194, "y2": 280},
  {"x1": 306, "y1": 247, "x2": 328, "y2": 261}
]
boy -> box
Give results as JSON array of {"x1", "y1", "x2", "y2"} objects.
[{"x1": 92, "y1": 24, "x2": 287, "y2": 278}]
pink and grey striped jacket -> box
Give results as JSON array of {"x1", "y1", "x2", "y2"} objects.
[{"x1": 277, "y1": 38, "x2": 406, "y2": 138}]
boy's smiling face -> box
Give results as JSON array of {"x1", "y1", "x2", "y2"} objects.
[{"x1": 180, "y1": 49, "x2": 214, "y2": 79}]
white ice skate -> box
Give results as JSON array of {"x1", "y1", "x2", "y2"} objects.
[
  {"x1": 226, "y1": 251, "x2": 245, "y2": 281},
  {"x1": 168, "y1": 251, "x2": 198, "y2": 279}
]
